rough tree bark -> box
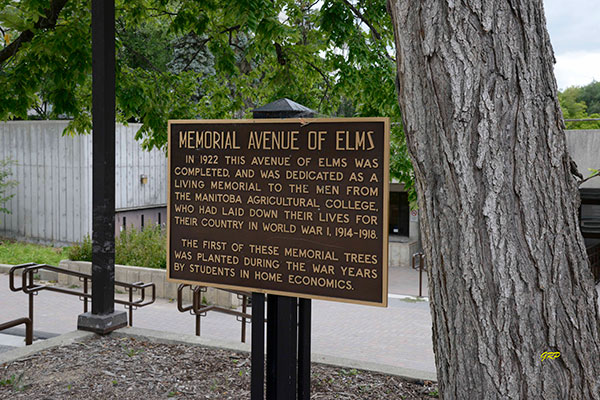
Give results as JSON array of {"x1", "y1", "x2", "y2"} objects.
[{"x1": 387, "y1": 1, "x2": 600, "y2": 398}]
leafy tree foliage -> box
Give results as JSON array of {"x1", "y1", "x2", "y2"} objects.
[
  {"x1": 557, "y1": 84, "x2": 600, "y2": 182},
  {"x1": 579, "y1": 81, "x2": 600, "y2": 115},
  {"x1": 0, "y1": 0, "x2": 415, "y2": 199},
  {"x1": 558, "y1": 82, "x2": 600, "y2": 129}
]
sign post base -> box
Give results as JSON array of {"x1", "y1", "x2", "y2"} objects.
[{"x1": 77, "y1": 311, "x2": 127, "y2": 335}]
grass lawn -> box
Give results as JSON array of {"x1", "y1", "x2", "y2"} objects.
[{"x1": 0, "y1": 237, "x2": 68, "y2": 266}]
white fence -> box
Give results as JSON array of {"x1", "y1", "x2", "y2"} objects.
[{"x1": 0, "y1": 121, "x2": 167, "y2": 244}]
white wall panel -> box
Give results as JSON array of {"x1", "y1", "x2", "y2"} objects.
[{"x1": 0, "y1": 121, "x2": 167, "y2": 244}]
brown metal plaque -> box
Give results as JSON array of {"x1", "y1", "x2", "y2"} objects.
[{"x1": 167, "y1": 118, "x2": 389, "y2": 306}]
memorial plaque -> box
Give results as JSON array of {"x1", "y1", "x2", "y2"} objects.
[{"x1": 167, "y1": 118, "x2": 389, "y2": 306}]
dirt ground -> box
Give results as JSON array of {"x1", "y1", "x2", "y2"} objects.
[{"x1": 0, "y1": 335, "x2": 438, "y2": 399}]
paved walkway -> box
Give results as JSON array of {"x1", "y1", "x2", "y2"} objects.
[{"x1": 0, "y1": 266, "x2": 435, "y2": 375}]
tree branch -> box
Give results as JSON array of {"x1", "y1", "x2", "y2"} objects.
[
  {"x1": 288, "y1": 47, "x2": 331, "y2": 109},
  {"x1": 116, "y1": 20, "x2": 166, "y2": 75},
  {"x1": 340, "y1": 0, "x2": 395, "y2": 63},
  {"x1": 181, "y1": 26, "x2": 240, "y2": 72},
  {"x1": 305, "y1": 1, "x2": 320, "y2": 11},
  {"x1": 181, "y1": 35, "x2": 211, "y2": 72},
  {"x1": 274, "y1": 42, "x2": 286, "y2": 65},
  {"x1": 578, "y1": 169, "x2": 600, "y2": 187},
  {"x1": 305, "y1": 59, "x2": 331, "y2": 108},
  {"x1": 341, "y1": 0, "x2": 381, "y2": 40},
  {"x1": 0, "y1": 0, "x2": 69, "y2": 68}
]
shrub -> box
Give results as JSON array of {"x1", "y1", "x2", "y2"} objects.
[
  {"x1": 68, "y1": 226, "x2": 167, "y2": 269},
  {"x1": 115, "y1": 225, "x2": 166, "y2": 269},
  {"x1": 0, "y1": 159, "x2": 17, "y2": 215},
  {"x1": 67, "y1": 234, "x2": 92, "y2": 261}
]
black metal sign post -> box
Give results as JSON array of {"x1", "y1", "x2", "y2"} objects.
[
  {"x1": 252, "y1": 99, "x2": 315, "y2": 400},
  {"x1": 266, "y1": 294, "x2": 298, "y2": 399},
  {"x1": 251, "y1": 292, "x2": 265, "y2": 399},
  {"x1": 78, "y1": 0, "x2": 127, "y2": 333},
  {"x1": 297, "y1": 298, "x2": 311, "y2": 399}
]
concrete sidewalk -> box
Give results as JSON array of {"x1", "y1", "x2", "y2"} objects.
[{"x1": 0, "y1": 266, "x2": 435, "y2": 377}]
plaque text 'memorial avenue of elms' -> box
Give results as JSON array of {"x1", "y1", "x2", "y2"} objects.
[{"x1": 167, "y1": 119, "x2": 390, "y2": 306}]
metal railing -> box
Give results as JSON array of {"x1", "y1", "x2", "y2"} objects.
[
  {"x1": 412, "y1": 252, "x2": 427, "y2": 297},
  {"x1": 177, "y1": 284, "x2": 252, "y2": 342},
  {"x1": 0, "y1": 317, "x2": 32, "y2": 345},
  {"x1": 7, "y1": 263, "x2": 156, "y2": 337}
]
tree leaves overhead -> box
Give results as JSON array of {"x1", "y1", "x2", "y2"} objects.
[
  {"x1": 558, "y1": 81, "x2": 600, "y2": 129},
  {"x1": 578, "y1": 81, "x2": 600, "y2": 115},
  {"x1": 0, "y1": 0, "x2": 89, "y2": 120},
  {"x1": 0, "y1": 0, "x2": 415, "y2": 197}
]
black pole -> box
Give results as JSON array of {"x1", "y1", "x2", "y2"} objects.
[
  {"x1": 251, "y1": 293, "x2": 265, "y2": 400},
  {"x1": 266, "y1": 295, "x2": 298, "y2": 399},
  {"x1": 91, "y1": 0, "x2": 115, "y2": 316},
  {"x1": 78, "y1": 0, "x2": 127, "y2": 334},
  {"x1": 297, "y1": 298, "x2": 311, "y2": 400}
]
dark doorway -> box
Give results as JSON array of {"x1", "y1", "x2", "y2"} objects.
[
  {"x1": 580, "y1": 188, "x2": 600, "y2": 283},
  {"x1": 389, "y1": 191, "x2": 410, "y2": 236}
]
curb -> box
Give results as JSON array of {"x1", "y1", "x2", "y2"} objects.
[
  {"x1": 311, "y1": 353, "x2": 436, "y2": 383},
  {"x1": 388, "y1": 293, "x2": 429, "y2": 302},
  {"x1": 111, "y1": 326, "x2": 251, "y2": 353},
  {"x1": 0, "y1": 330, "x2": 94, "y2": 365},
  {"x1": 0, "y1": 264, "x2": 13, "y2": 274},
  {"x1": 0, "y1": 327, "x2": 437, "y2": 382}
]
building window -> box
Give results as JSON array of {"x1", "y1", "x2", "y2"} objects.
[
  {"x1": 389, "y1": 191, "x2": 409, "y2": 236},
  {"x1": 581, "y1": 203, "x2": 600, "y2": 239},
  {"x1": 580, "y1": 189, "x2": 600, "y2": 239}
]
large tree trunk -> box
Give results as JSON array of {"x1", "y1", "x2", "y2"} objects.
[{"x1": 387, "y1": 1, "x2": 600, "y2": 398}]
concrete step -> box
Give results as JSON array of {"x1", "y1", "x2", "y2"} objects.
[
  {"x1": 0, "y1": 333, "x2": 26, "y2": 350},
  {"x1": 0, "y1": 330, "x2": 52, "y2": 352}
]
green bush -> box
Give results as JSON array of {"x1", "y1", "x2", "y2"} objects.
[
  {"x1": 0, "y1": 159, "x2": 18, "y2": 215},
  {"x1": 67, "y1": 234, "x2": 92, "y2": 261},
  {"x1": 68, "y1": 226, "x2": 167, "y2": 269},
  {"x1": 115, "y1": 225, "x2": 166, "y2": 269}
]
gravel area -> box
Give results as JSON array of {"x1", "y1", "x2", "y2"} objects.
[{"x1": 0, "y1": 335, "x2": 438, "y2": 399}]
